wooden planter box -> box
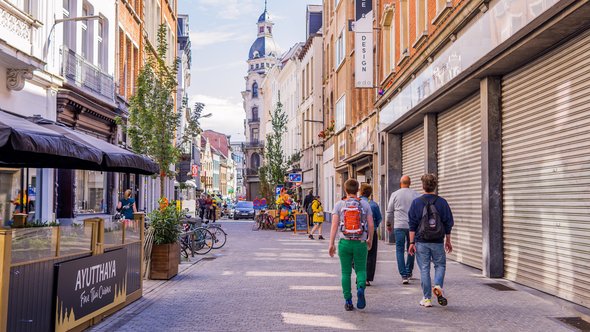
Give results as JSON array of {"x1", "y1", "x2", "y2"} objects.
[{"x1": 150, "y1": 242, "x2": 180, "y2": 280}]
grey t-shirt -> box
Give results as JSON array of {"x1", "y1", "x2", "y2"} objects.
[
  {"x1": 333, "y1": 198, "x2": 373, "y2": 241},
  {"x1": 386, "y1": 188, "x2": 420, "y2": 229}
]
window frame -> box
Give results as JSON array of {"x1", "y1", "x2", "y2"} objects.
[{"x1": 335, "y1": 94, "x2": 346, "y2": 132}]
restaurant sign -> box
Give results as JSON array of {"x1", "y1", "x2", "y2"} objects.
[{"x1": 55, "y1": 249, "x2": 127, "y2": 332}]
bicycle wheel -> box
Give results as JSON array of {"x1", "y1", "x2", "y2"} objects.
[
  {"x1": 193, "y1": 228, "x2": 213, "y2": 255},
  {"x1": 252, "y1": 215, "x2": 262, "y2": 231},
  {"x1": 209, "y1": 226, "x2": 227, "y2": 249},
  {"x1": 179, "y1": 236, "x2": 190, "y2": 259},
  {"x1": 266, "y1": 215, "x2": 276, "y2": 230}
]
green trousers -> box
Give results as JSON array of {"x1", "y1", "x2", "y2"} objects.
[{"x1": 338, "y1": 239, "x2": 368, "y2": 300}]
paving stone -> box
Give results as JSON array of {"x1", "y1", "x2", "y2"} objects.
[{"x1": 90, "y1": 221, "x2": 580, "y2": 332}]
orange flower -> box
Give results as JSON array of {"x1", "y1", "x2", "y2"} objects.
[{"x1": 159, "y1": 197, "x2": 169, "y2": 210}]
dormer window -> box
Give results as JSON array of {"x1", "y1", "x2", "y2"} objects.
[
  {"x1": 259, "y1": 26, "x2": 264, "y2": 33},
  {"x1": 253, "y1": 51, "x2": 260, "y2": 58},
  {"x1": 267, "y1": 26, "x2": 272, "y2": 34}
]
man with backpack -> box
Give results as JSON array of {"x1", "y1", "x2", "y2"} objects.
[
  {"x1": 408, "y1": 174, "x2": 454, "y2": 308},
  {"x1": 329, "y1": 179, "x2": 374, "y2": 311}
]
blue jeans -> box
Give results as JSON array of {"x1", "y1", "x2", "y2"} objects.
[
  {"x1": 394, "y1": 229, "x2": 414, "y2": 278},
  {"x1": 415, "y1": 242, "x2": 446, "y2": 299}
]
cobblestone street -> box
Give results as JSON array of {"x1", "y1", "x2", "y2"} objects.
[{"x1": 91, "y1": 221, "x2": 586, "y2": 331}]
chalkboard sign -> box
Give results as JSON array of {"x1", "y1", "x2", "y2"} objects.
[{"x1": 294, "y1": 213, "x2": 308, "y2": 233}]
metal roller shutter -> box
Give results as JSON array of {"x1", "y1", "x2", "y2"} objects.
[
  {"x1": 502, "y1": 30, "x2": 590, "y2": 306},
  {"x1": 438, "y1": 95, "x2": 482, "y2": 269},
  {"x1": 401, "y1": 125, "x2": 424, "y2": 192}
]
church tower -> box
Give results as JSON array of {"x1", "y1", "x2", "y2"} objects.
[{"x1": 242, "y1": 1, "x2": 280, "y2": 200}]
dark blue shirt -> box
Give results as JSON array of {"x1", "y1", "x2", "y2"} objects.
[
  {"x1": 361, "y1": 196, "x2": 382, "y2": 229},
  {"x1": 408, "y1": 194, "x2": 454, "y2": 243},
  {"x1": 120, "y1": 198, "x2": 135, "y2": 220}
]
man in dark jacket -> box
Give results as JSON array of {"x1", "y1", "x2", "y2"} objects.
[
  {"x1": 303, "y1": 189, "x2": 314, "y2": 226},
  {"x1": 408, "y1": 174, "x2": 454, "y2": 308}
]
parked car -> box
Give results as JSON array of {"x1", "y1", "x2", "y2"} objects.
[{"x1": 232, "y1": 201, "x2": 255, "y2": 220}]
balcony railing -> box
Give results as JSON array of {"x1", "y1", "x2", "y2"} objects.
[
  {"x1": 246, "y1": 168, "x2": 259, "y2": 176},
  {"x1": 248, "y1": 117, "x2": 260, "y2": 124},
  {"x1": 246, "y1": 141, "x2": 264, "y2": 148},
  {"x1": 61, "y1": 46, "x2": 115, "y2": 104}
]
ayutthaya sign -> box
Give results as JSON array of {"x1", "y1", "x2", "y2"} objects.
[{"x1": 55, "y1": 249, "x2": 127, "y2": 332}]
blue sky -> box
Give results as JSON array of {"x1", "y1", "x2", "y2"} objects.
[{"x1": 179, "y1": 0, "x2": 323, "y2": 142}]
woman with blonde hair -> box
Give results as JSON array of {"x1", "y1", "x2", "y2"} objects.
[{"x1": 117, "y1": 189, "x2": 137, "y2": 220}]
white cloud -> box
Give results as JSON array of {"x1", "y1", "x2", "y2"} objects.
[
  {"x1": 195, "y1": 0, "x2": 258, "y2": 20},
  {"x1": 190, "y1": 29, "x2": 251, "y2": 49},
  {"x1": 189, "y1": 94, "x2": 246, "y2": 142},
  {"x1": 192, "y1": 60, "x2": 244, "y2": 73}
]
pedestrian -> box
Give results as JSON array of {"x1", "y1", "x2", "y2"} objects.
[
  {"x1": 329, "y1": 179, "x2": 374, "y2": 311},
  {"x1": 386, "y1": 175, "x2": 420, "y2": 284},
  {"x1": 360, "y1": 183, "x2": 382, "y2": 286},
  {"x1": 205, "y1": 194, "x2": 213, "y2": 223},
  {"x1": 408, "y1": 174, "x2": 454, "y2": 308},
  {"x1": 211, "y1": 197, "x2": 218, "y2": 223},
  {"x1": 198, "y1": 195, "x2": 207, "y2": 221},
  {"x1": 308, "y1": 195, "x2": 325, "y2": 240},
  {"x1": 11, "y1": 189, "x2": 28, "y2": 213},
  {"x1": 303, "y1": 189, "x2": 314, "y2": 227},
  {"x1": 116, "y1": 189, "x2": 137, "y2": 221}
]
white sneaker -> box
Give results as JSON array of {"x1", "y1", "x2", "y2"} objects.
[{"x1": 419, "y1": 298, "x2": 433, "y2": 307}]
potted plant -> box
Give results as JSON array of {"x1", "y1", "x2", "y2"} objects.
[{"x1": 149, "y1": 198, "x2": 182, "y2": 280}]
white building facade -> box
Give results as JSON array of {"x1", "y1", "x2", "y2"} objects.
[
  {"x1": 242, "y1": 3, "x2": 280, "y2": 200},
  {"x1": 0, "y1": 0, "x2": 64, "y2": 224}
]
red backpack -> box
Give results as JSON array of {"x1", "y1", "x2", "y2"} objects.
[{"x1": 339, "y1": 198, "x2": 366, "y2": 239}]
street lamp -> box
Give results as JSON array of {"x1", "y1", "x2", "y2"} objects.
[{"x1": 45, "y1": 15, "x2": 102, "y2": 60}]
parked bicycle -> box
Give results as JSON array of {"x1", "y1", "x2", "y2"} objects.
[
  {"x1": 179, "y1": 221, "x2": 214, "y2": 258},
  {"x1": 253, "y1": 209, "x2": 275, "y2": 231}
]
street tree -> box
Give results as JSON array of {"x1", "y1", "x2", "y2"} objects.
[
  {"x1": 259, "y1": 94, "x2": 302, "y2": 206},
  {"x1": 126, "y1": 24, "x2": 182, "y2": 197}
]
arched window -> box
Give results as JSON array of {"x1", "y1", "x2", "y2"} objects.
[{"x1": 252, "y1": 82, "x2": 259, "y2": 98}]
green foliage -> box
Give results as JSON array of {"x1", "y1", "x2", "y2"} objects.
[
  {"x1": 149, "y1": 204, "x2": 182, "y2": 245},
  {"x1": 126, "y1": 24, "x2": 181, "y2": 196},
  {"x1": 258, "y1": 95, "x2": 303, "y2": 205}
]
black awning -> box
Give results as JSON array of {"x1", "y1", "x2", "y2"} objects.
[
  {"x1": 0, "y1": 110, "x2": 104, "y2": 169},
  {"x1": 35, "y1": 121, "x2": 159, "y2": 175}
]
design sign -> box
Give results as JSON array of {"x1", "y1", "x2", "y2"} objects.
[
  {"x1": 355, "y1": 0, "x2": 373, "y2": 88},
  {"x1": 55, "y1": 249, "x2": 127, "y2": 332}
]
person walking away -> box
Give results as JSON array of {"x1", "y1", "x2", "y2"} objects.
[
  {"x1": 329, "y1": 179, "x2": 374, "y2": 311},
  {"x1": 198, "y1": 195, "x2": 207, "y2": 221},
  {"x1": 210, "y1": 197, "x2": 218, "y2": 223},
  {"x1": 408, "y1": 174, "x2": 454, "y2": 308},
  {"x1": 303, "y1": 189, "x2": 314, "y2": 227},
  {"x1": 205, "y1": 195, "x2": 213, "y2": 223},
  {"x1": 117, "y1": 189, "x2": 137, "y2": 221},
  {"x1": 360, "y1": 184, "x2": 382, "y2": 286},
  {"x1": 386, "y1": 175, "x2": 420, "y2": 284},
  {"x1": 308, "y1": 195, "x2": 325, "y2": 240}
]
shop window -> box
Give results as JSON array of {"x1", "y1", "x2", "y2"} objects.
[
  {"x1": 75, "y1": 170, "x2": 106, "y2": 214},
  {"x1": 0, "y1": 168, "x2": 37, "y2": 226}
]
